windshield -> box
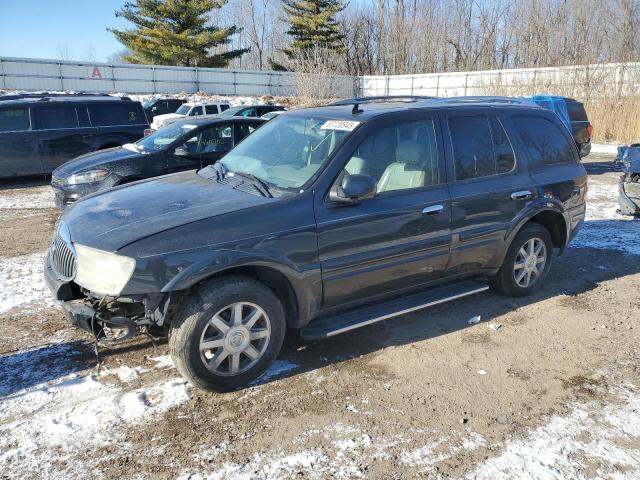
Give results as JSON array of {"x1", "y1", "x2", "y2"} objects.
[
  {"x1": 134, "y1": 121, "x2": 198, "y2": 152},
  {"x1": 142, "y1": 100, "x2": 153, "y2": 108},
  {"x1": 175, "y1": 104, "x2": 191, "y2": 115},
  {"x1": 220, "y1": 106, "x2": 245, "y2": 116},
  {"x1": 213, "y1": 115, "x2": 357, "y2": 189}
]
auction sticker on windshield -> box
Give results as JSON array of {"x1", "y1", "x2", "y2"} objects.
[{"x1": 320, "y1": 120, "x2": 360, "y2": 131}]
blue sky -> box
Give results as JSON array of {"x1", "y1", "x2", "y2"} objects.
[{"x1": 0, "y1": 0, "x2": 129, "y2": 61}]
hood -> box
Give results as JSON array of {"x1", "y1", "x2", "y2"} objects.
[
  {"x1": 61, "y1": 170, "x2": 273, "y2": 252},
  {"x1": 153, "y1": 113, "x2": 184, "y2": 124},
  {"x1": 53, "y1": 147, "x2": 144, "y2": 178}
]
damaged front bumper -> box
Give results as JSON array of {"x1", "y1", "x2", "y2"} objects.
[{"x1": 44, "y1": 252, "x2": 173, "y2": 340}]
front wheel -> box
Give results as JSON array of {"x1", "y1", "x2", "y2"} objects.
[
  {"x1": 489, "y1": 223, "x2": 553, "y2": 297},
  {"x1": 169, "y1": 276, "x2": 286, "y2": 392}
]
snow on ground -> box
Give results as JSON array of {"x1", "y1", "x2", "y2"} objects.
[
  {"x1": 0, "y1": 251, "x2": 57, "y2": 314},
  {"x1": 571, "y1": 180, "x2": 640, "y2": 256},
  {"x1": 0, "y1": 185, "x2": 55, "y2": 209},
  {"x1": 590, "y1": 143, "x2": 621, "y2": 156},
  {"x1": 467, "y1": 383, "x2": 640, "y2": 480}
]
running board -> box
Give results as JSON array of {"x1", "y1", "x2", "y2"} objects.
[{"x1": 300, "y1": 279, "x2": 489, "y2": 340}]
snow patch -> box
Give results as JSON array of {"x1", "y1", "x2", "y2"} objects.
[
  {"x1": 571, "y1": 179, "x2": 640, "y2": 256},
  {"x1": 252, "y1": 359, "x2": 299, "y2": 384},
  {"x1": 0, "y1": 251, "x2": 58, "y2": 314},
  {"x1": 467, "y1": 384, "x2": 640, "y2": 479},
  {"x1": 590, "y1": 143, "x2": 621, "y2": 155},
  {"x1": 0, "y1": 185, "x2": 55, "y2": 209},
  {"x1": 0, "y1": 371, "x2": 191, "y2": 471}
]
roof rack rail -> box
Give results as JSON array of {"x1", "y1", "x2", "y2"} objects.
[
  {"x1": 326, "y1": 95, "x2": 435, "y2": 106},
  {"x1": 444, "y1": 96, "x2": 534, "y2": 105},
  {"x1": 0, "y1": 92, "x2": 129, "y2": 102}
]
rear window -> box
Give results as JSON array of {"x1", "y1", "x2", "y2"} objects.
[
  {"x1": 567, "y1": 102, "x2": 588, "y2": 122},
  {"x1": 37, "y1": 107, "x2": 78, "y2": 129},
  {"x1": 88, "y1": 103, "x2": 144, "y2": 126},
  {"x1": 220, "y1": 104, "x2": 230, "y2": 112},
  {"x1": 0, "y1": 108, "x2": 30, "y2": 132},
  {"x1": 449, "y1": 115, "x2": 515, "y2": 181},
  {"x1": 512, "y1": 115, "x2": 576, "y2": 169}
]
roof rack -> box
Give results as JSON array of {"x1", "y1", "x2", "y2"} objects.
[
  {"x1": 0, "y1": 92, "x2": 131, "y2": 102},
  {"x1": 444, "y1": 96, "x2": 535, "y2": 105},
  {"x1": 326, "y1": 95, "x2": 435, "y2": 107}
]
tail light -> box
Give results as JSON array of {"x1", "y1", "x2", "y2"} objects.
[
  {"x1": 586, "y1": 124, "x2": 593, "y2": 139},
  {"x1": 143, "y1": 128, "x2": 152, "y2": 136}
]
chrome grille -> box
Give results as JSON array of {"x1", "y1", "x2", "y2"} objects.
[{"x1": 50, "y1": 235, "x2": 76, "y2": 280}]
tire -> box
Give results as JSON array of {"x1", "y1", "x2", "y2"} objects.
[
  {"x1": 489, "y1": 223, "x2": 553, "y2": 297},
  {"x1": 169, "y1": 276, "x2": 286, "y2": 392}
]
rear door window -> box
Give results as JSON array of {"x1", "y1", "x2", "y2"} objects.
[
  {"x1": 37, "y1": 106, "x2": 79, "y2": 129},
  {"x1": 448, "y1": 115, "x2": 515, "y2": 181},
  {"x1": 0, "y1": 108, "x2": 30, "y2": 132},
  {"x1": 88, "y1": 104, "x2": 143, "y2": 126},
  {"x1": 512, "y1": 115, "x2": 576, "y2": 169},
  {"x1": 220, "y1": 104, "x2": 230, "y2": 112},
  {"x1": 205, "y1": 105, "x2": 219, "y2": 115}
]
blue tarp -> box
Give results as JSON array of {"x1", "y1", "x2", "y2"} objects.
[{"x1": 525, "y1": 95, "x2": 571, "y2": 131}]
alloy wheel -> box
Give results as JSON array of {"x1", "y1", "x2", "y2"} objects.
[{"x1": 199, "y1": 302, "x2": 271, "y2": 376}]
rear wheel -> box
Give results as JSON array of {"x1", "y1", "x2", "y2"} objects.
[
  {"x1": 169, "y1": 276, "x2": 286, "y2": 392},
  {"x1": 489, "y1": 223, "x2": 553, "y2": 297}
]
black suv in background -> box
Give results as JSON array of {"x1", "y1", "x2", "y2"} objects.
[
  {"x1": 527, "y1": 96, "x2": 592, "y2": 157},
  {"x1": 45, "y1": 97, "x2": 587, "y2": 392},
  {"x1": 52, "y1": 117, "x2": 265, "y2": 207},
  {"x1": 142, "y1": 98, "x2": 186, "y2": 121},
  {"x1": 0, "y1": 94, "x2": 149, "y2": 178}
]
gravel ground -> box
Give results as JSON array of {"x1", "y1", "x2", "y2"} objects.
[{"x1": 0, "y1": 150, "x2": 639, "y2": 479}]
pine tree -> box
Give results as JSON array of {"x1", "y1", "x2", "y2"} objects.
[
  {"x1": 108, "y1": 0, "x2": 248, "y2": 67},
  {"x1": 280, "y1": 0, "x2": 346, "y2": 59}
]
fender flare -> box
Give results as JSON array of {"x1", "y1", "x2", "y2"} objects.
[
  {"x1": 500, "y1": 198, "x2": 570, "y2": 263},
  {"x1": 160, "y1": 249, "x2": 318, "y2": 325}
]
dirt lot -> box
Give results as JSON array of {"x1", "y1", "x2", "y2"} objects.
[{"x1": 1, "y1": 149, "x2": 639, "y2": 479}]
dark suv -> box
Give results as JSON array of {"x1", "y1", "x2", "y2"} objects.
[
  {"x1": 142, "y1": 98, "x2": 186, "y2": 121},
  {"x1": 45, "y1": 97, "x2": 587, "y2": 392},
  {"x1": 0, "y1": 94, "x2": 148, "y2": 178}
]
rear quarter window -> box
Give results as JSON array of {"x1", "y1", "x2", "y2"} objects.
[
  {"x1": 88, "y1": 103, "x2": 144, "y2": 126},
  {"x1": 512, "y1": 115, "x2": 577, "y2": 169},
  {"x1": 0, "y1": 108, "x2": 30, "y2": 132},
  {"x1": 567, "y1": 102, "x2": 588, "y2": 122}
]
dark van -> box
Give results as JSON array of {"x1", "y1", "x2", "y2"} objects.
[
  {"x1": 0, "y1": 94, "x2": 149, "y2": 178},
  {"x1": 142, "y1": 98, "x2": 186, "y2": 121}
]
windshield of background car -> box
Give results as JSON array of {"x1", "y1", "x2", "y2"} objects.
[
  {"x1": 142, "y1": 100, "x2": 153, "y2": 108},
  {"x1": 216, "y1": 115, "x2": 358, "y2": 189},
  {"x1": 175, "y1": 104, "x2": 191, "y2": 115},
  {"x1": 134, "y1": 122, "x2": 197, "y2": 152}
]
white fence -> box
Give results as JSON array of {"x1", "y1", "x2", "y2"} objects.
[
  {"x1": 3, "y1": 56, "x2": 640, "y2": 101},
  {"x1": 360, "y1": 62, "x2": 640, "y2": 99},
  {"x1": 0, "y1": 56, "x2": 357, "y2": 97}
]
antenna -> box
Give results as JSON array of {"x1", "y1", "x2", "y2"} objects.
[{"x1": 352, "y1": 103, "x2": 363, "y2": 114}]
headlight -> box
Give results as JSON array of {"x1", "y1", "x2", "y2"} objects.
[
  {"x1": 74, "y1": 244, "x2": 136, "y2": 296},
  {"x1": 66, "y1": 169, "x2": 108, "y2": 185}
]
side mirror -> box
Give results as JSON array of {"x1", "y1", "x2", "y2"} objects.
[
  {"x1": 151, "y1": 107, "x2": 158, "y2": 113},
  {"x1": 174, "y1": 146, "x2": 190, "y2": 157},
  {"x1": 329, "y1": 174, "x2": 377, "y2": 204}
]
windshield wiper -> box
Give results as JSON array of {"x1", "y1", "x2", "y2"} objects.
[{"x1": 230, "y1": 171, "x2": 273, "y2": 198}]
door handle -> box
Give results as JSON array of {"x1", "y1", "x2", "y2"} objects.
[
  {"x1": 511, "y1": 190, "x2": 532, "y2": 200},
  {"x1": 422, "y1": 204, "x2": 444, "y2": 215}
]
